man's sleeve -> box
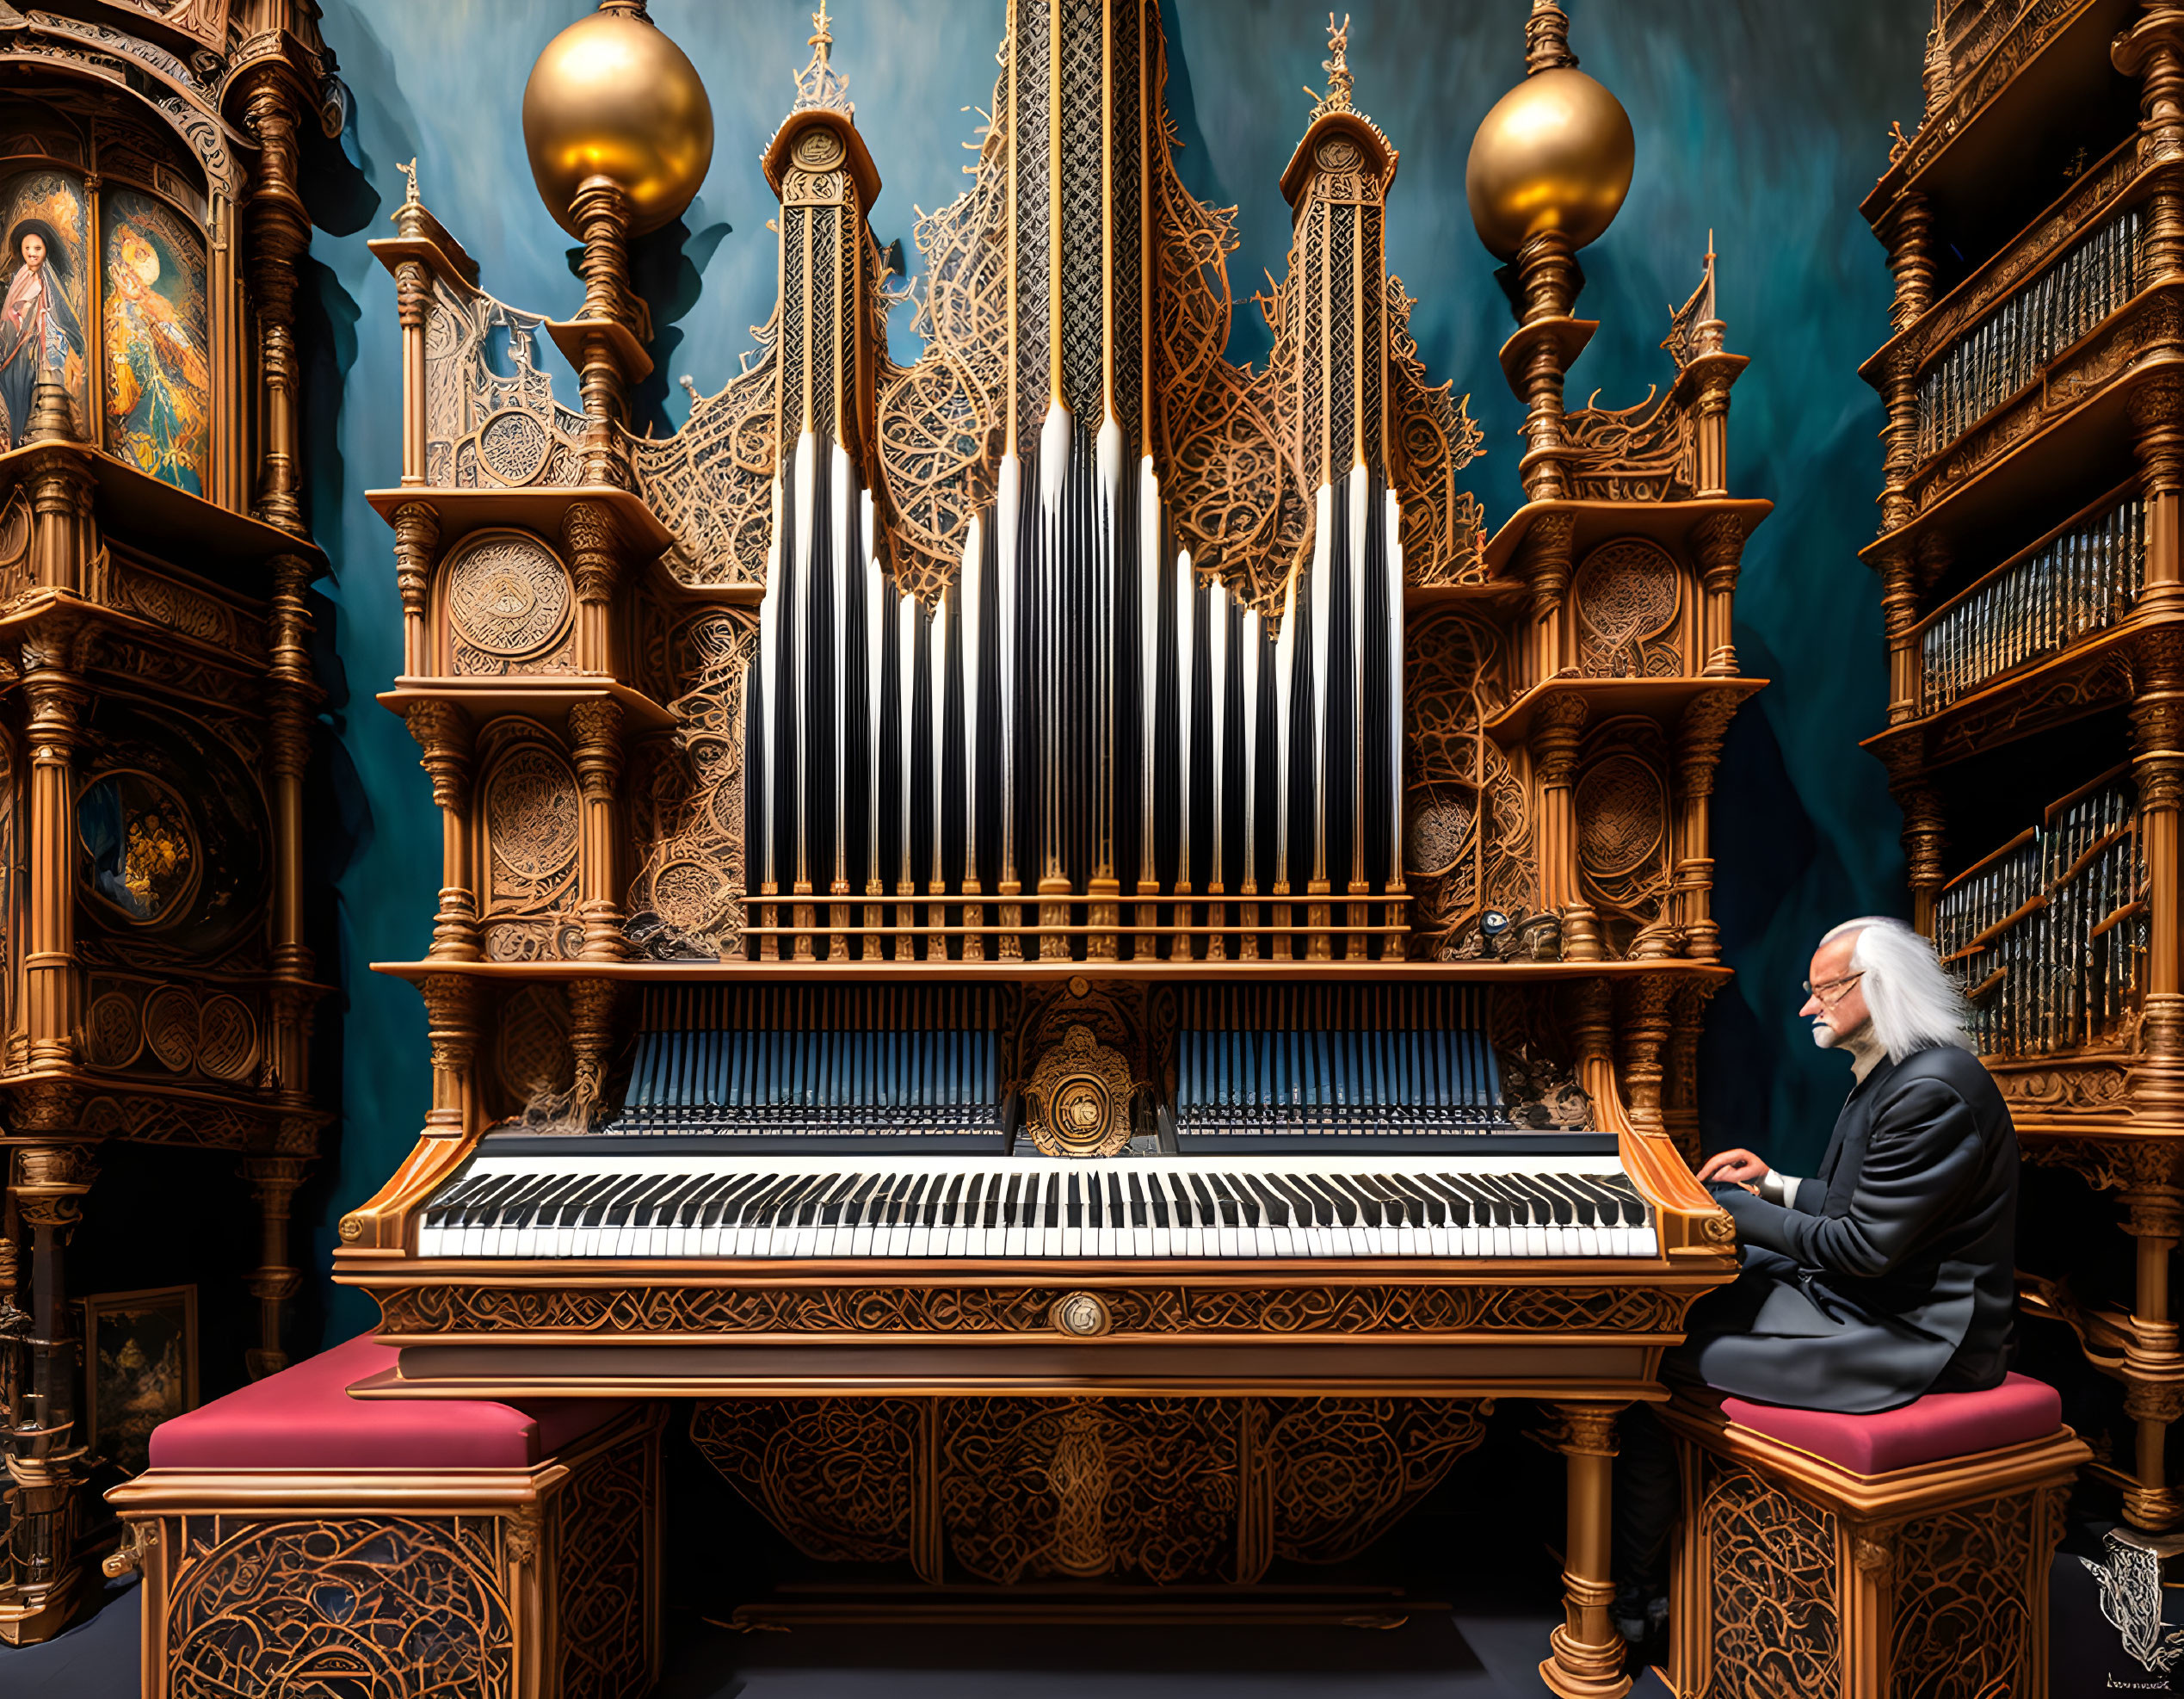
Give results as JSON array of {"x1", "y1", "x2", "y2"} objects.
[{"x1": 1712, "y1": 1078, "x2": 1984, "y2": 1277}]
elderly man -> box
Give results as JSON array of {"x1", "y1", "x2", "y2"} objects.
[{"x1": 1613, "y1": 914, "x2": 2018, "y2": 1642}]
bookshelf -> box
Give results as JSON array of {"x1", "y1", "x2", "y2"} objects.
[{"x1": 1863, "y1": 0, "x2": 2184, "y2": 1534}]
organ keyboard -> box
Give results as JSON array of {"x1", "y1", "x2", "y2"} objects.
[{"x1": 416, "y1": 1150, "x2": 1655, "y2": 1261}]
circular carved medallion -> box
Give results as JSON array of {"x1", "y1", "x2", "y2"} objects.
[
  {"x1": 77, "y1": 770, "x2": 200, "y2": 926},
  {"x1": 1051, "y1": 1292, "x2": 1113, "y2": 1338},
  {"x1": 651, "y1": 856, "x2": 727, "y2": 931},
  {"x1": 196, "y1": 994, "x2": 258, "y2": 1082},
  {"x1": 446, "y1": 533, "x2": 571, "y2": 659},
  {"x1": 84, "y1": 992, "x2": 141, "y2": 1070},
  {"x1": 793, "y1": 127, "x2": 845, "y2": 170},
  {"x1": 1404, "y1": 795, "x2": 1474, "y2": 880},
  {"x1": 144, "y1": 986, "x2": 198, "y2": 1072},
  {"x1": 476, "y1": 409, "x2": 552, "y2": 485},
  {"x1": 1026, "y1": 1024, "x2": 1137, "y2": 1158}
]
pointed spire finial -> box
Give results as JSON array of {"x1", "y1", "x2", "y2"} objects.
[
  {"x1": 793, "y1": 0, "x2": 854, "y2": 114},
  {"x1": 1525, "y1": 0, "x2": 1576, "y2": 75},
  {"x1": 1310, "y1": 13, "x2": 1354, "y2": 118},
  {"x1": 398, "y1": 158, "x2": 419, "y2": 207}
]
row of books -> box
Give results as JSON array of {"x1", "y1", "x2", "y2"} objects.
[
  {"x1": 1917, "y1": 495, "x2": 2146, "y2": 713},
  {"x1": 1913, "y1": 206, "x2": 2144, "y2": 460},
  {"x1": 1936, "y1": 771, "x2": 2147, "y2": 1059}
]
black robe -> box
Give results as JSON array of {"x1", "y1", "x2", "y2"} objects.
[{"x1": 1678, "y1": 1043, "x2": 2018, "y2": 1414}]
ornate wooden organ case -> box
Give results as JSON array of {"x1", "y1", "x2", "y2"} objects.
[
  {"x1": 1864, "y1": 0, "x2": 2184, "y2": 1538},
  {"x1": 0, "y1": 0, "x2": 342, "y2": 1646},
  {"x1": 343, "y1": 4, "x2": 1760, "y2": 1691}
]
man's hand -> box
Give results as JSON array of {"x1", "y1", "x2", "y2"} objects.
[{"x1": 1696, "y1": 1148, "x2": 1769, "y2": 1188}]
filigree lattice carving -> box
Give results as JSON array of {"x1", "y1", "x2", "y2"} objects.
[
  {"x1": 626, "y1": 609, "x2": 756, "y2": 957},
  {"x1": 1886, "y1": 1496, "x2": 2039, "y2": 1699},
  {"x1": 423, "y1": 274, "x2": 584, "y2": 491},
  {"x1": 1564, "y1": 386, "x2": 1695, "y2": 503},
  {"x1": 1572, "y1": 538, "x2": 1681, "y2": 678},
  {"x1": 692, "y1": 1396, "x2": 1486, "y2": 1589},
  {"x1": 164, "y1": 1515, "x2": 513, "y2": 1699},
  {"x1": 1404, "y1": 609, "x2": 1534, "y2": 956},
  {"x1": 690, "y1": 1398, "x2": 922, "y2": 1565},
  {"x1": 554, "y1": 1431, "x2": 654, "y2": 1699},
  {"x1": 631, "y1": 338, "x2": 781, "y2": 587},
  {"x1": 1387, "y1": 275, "x2": 1486, "y2": 585},
  {"x1": 1699, "y1": 1456, "x2": 1842, "y2": 1696}
]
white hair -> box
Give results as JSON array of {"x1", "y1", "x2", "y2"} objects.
[{"x1": 1819, "y1": 915, "x2": 1974, "y2": 1061}]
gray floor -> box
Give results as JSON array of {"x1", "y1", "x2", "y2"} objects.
[{"x1": 0, "y1": 1582, "x2": 1680, "y2": 1699}]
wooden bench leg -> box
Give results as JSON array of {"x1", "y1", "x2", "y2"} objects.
[{"x1": 1541, "y1": 1401, "x2": 1632, "y2": 1699}]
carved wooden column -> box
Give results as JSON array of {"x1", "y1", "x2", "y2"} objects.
[
  {"x1": 0, "y1": 1141, "x2": 96, "y2": 1644},
  {"x1": 2121, "y1": 1161, "x2": 2184, "y2": 1529},
  {"x1": 267, "y1": 555, "x2": 318, "y2": 1077},
  {"x1": 21, "y1": 633, "x2": 83, "y2": 1072},
  {"x1": 1519, "y1": 512, "x2": 1576, "y2": 689},
  {"x1": 405, "y1": 699, "x2": 480, "y2": 960},
  {"x1": 569, "y1": 176, "x2": 637, "y2": 488},
  {"x1": 570, "y1": 699, "x2": 629, "y2": 960},
  {"x1": 238, "y1": 68, "x2": 311, "y2": 535},
  {"x1": 2130, "y1": 628, "x2": 2184, "y2": 1117},
  {"x1": 1879, "y1": 740, "x2": 1946, "y2": 936},
  {"x1": 2132, "y1": 373, "x2": 2184, "y2": 626},
  {"x1": 1533, "y1": 694, "x2": 1600, "y2": 961},
  {"x1": 1619, "y1": 975, "x2": 1674, "y2": 1140},
  {"x1": 419, "y1": 974, "x2": 480, "y2": 1140},
  {"x1": 1672, "y1": 689, "x2": 1741, "y2": 961},
  {"x1": 1541, "y1": 1403, "x2": 1631, "y2": 1699},
  {"x1": 2118, "y1": 4, "x2": 2184, "y2": 178},
  {"x1": 1663, "y1": 980, "x2": 1713, "y2": 1164},
  {"x1": 1691, "y1": 512, "x2": 1744, "y2": 679},
  {"x1": 564, "y1": 503, "x2": 620, "y2": 677},
  {"x1": 241, "y1": 1155, "x2": 309, "y2": 1381},
  {"x1": 566, "y1": 979, "x2": 617, "y2": 1126},
  {"x1": 26, "y1": 441, "x2": 92, "y2": 596},
  {"x1": 392, "y1": 502, "x2": 440, "y2": 677},
  {"x1": 395, "y1": 253, "x2": 431, "y2": 488}
]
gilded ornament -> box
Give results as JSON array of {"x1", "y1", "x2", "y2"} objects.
[
  {"x1": 1025, "y1": 1024, "x2": 1138, "y2": 1158},
  {"x1": 522, "y1": 2, "x2": 714, "y2": 236},
  {"x1": 1465, "y1": 67, "x2": 1633, "y2": 260}
]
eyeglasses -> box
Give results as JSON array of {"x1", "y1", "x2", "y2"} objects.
[{"x1": 1801, "y1": 972, "x2": 1864, "y2": 1005}]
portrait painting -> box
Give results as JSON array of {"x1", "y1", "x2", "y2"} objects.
[
  {"x1": 0, "y1": 168, "x2": 89, "y2": 449},
  {"x1": 102, "y1": 188, "x2": 209, "y2": 494},
  {"x1": 81, "y1": 1284, "x2": 197, "y2": 1477}
]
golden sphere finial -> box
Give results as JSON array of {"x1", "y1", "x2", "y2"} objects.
[
  {"x1": 522, "y1": 1, "x2": 714, "y2": 237},
  {"x1": 1465, "y1": 28, "x2": 1634, "y2": 263}
]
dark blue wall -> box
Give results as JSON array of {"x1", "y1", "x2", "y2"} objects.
[{"x1": 300, "y1": 0, "x2": 1928, "y2": 1345}]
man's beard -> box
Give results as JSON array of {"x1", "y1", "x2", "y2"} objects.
[{"x1": 1811, "y1": 1014, "x2": 1873, "y2": 1052}]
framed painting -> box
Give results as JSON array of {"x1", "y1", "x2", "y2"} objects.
[
  {"x1": 101, "y1": 188, "x2": 210, "y2": 495},
  {"x1": 0, "y1": 167, "x2": 89, "y2": 449},
  {"x1": 81, "y1": 1283, "x2": 198, "y2": 1475}
]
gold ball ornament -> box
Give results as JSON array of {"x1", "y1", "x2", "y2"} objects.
[
  {"x1": 1465, "y1": 66, "x2": 1635, "y2": 261},
  {"x1": 522, "y1": 5, "x2": 714, "y2": 236}
]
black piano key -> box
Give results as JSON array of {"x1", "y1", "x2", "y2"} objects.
[
  {"x1": 1128, "y1": 1171, "x2": 1148, "y2": 1227},
  {"x1": 582, "y1": 1175, "x2": 644, "y2": 1228},
  {"x1": 1149, "y1": 1174, "x2": 1173, "y2": 1229},
  {"x1": 1533, "y1": 1174, "x2": 1586, "y2": 1227},
  {"x1": 1381, "y1": 1174, "x2": 1437, "y2": 1226},
  {"x1": 1067, "y1": 1175, "x2": 1085, "y2": 1227},
  {"x1": 981, "y1": 1173, "x2": 1003, "y2": 1231},
  {"x1": 1105, "y1": 1171, "x2": 1125, "y2": 1229},
  {"x1": 1265, "y1": 1173, "x2": 1316, "y2": 1226},
  {"x1": 1211, "y1": 1172, "x2": 1253, "y2": 1227},
  {"x1": 1088, "y1": 1172, "x2": 1104, "y2": 1231},
  {"x1": 1185, "y1": 1171, "x2": 1218, "y2": 1227},
  {"x1": 941, "y1": 1172, "x2": 966, "y2": 1227}
]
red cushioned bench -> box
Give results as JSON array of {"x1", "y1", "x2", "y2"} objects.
[
  {"x1": 1658, "y1": 1374, "x2": 2088, "y2": 1699},
  {"x1": 106, "y1": 1334, "x2": 663, "y2": 1699}
]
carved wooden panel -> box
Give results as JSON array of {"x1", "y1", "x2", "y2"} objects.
[
  {"x1": 474, "y1": 722, "x2": 583, "y2": 961},
  {"x1": 440, "y1": 529, "x2": 576, "y2": 677},
  {"x1": 1572, "y1": 537, "x2": 1684, "y2": 677}
]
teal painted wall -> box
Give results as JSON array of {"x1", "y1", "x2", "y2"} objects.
[{"x1": 299, "y1": 0, "x2": 1928, "y2": 1346}]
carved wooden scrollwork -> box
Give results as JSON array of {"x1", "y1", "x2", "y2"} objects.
[
  {"x1": 691, "y1": 1395, "x2": 1488, "y2": 1589},
  {"x1": 163, "y1": 1514, "x2": 515, "y2": 1698},
  {"x1": 1574, "y1": 716, "x2": 1671, "y2": 953},
  {"x1": 1572, "y1": 537, "x2": 1683, "y2": 677},
  {"x1": 1695, "y1": 1455, "x2": 1842, "y2": 1695},
  {"x1": 474, "y1": 720, "x2": 583, "y2": 962}
]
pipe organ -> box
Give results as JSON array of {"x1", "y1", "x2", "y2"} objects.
[{"x1": 344, "y1": 3, "x2": 1768, "y2": 1692}]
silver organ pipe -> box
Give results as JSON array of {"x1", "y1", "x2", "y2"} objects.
[
  {"x1": 1274, "y1": 571, "x2": 1297, "y2": 899},
  {"x1": 1348, "y1": 461, "x2": 1369, "y2": 896},
  {"x1": 1138, "y1": 455, "x2": 1161, "y2": 899},
  {"x1": 897, "y1": 590, "x2": 917, "y2": 895},
  {"x1": 792, "y1": 429, "x2": 817, "y2": 899},
  {"x1": 1384, "y1": 485, "x2": 1406, "y2": 889},
  {"x1": 831, "y1": 444, "x2": 852, "y2": 905},
  {"x1": 1208, "y1": 578, "x2": 1229, "y2": 901},
  {"x1": 1241, "y1": 606, "x2": 1261, "y2": 904},
  {"x1": 929, "y1": 589, "x2": 949, "y2": 903},
  {"x1": 1174, "y1": 547, "x2": 1194, "y2": 893},
  {"x1": 1308, "y1": 483, "x2": 1333, "y2": 893}
]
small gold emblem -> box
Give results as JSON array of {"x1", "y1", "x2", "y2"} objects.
[
  {"x1": 1051, "y1": 1292, "x2": 1112, "y2": 1337},
  {"x1": 1025, "y1": 1024, "x2": 1137, "y2": 1157}
]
